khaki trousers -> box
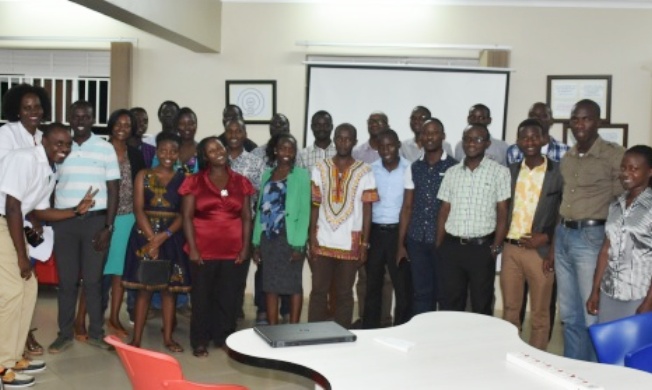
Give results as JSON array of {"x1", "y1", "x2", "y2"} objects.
[
  {"x1": 500, "y1": 243, "x2": 554, "y2": 350},
  {"x1": 0, "y1": 218, "x2": 37, "y2": 368}
]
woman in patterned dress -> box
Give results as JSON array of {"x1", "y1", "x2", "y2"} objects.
[{"x1": 122, "y1": 132, "x2": 190, "y2": 352}]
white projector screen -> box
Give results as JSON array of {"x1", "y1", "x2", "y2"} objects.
[{"x1": 304, "y1": 65, "x2": 510, "y2": 150}]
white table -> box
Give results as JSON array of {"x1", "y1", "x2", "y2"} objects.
[{"x1": 226, "y1": 312, "x2": 652, "y2": 389}]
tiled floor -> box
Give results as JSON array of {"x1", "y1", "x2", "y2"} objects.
[{"x1": 26, "y1": 285, "x2": 564, "y2": 389}]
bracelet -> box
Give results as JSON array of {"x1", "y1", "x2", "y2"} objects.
[
  {"x1": 165, "y1": 229, "x2": 173, "y2": 237},
  {"x1": 72, "y1": 206, "x2": 82, "y2": 216}
]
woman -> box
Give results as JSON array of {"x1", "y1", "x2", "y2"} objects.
[
  {"x1": 122, "y1": 132, "x2": 191, "y2": 352},
  {"x1": 0, "y1": 83, "x2": 51, "y2": 355},
  {"x1": 152, "y1": 107, "x2": 199, "y2": 174},
  {"x1": 179, "y1": 137, "x2": 254, "y2": 357},
  {"x1": 587, "y1": 145, "x2": 652, "y2": 323},
  {"x1": 102, "y1": 109, "x2": 146, "y2": 337},
  {"x1": 252, "y1": 134, "x2": 310, "y2": 325}
]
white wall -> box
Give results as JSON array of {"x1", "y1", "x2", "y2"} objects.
[{"x1": 2, "y1": 1, "x2": 652, "y2": 148}]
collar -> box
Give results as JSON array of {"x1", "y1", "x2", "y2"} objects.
[
  {"x1": 312, "y1": 141, "x2": 336, "y2": 151},
  {"x1": 620, "y1": 187, "x2": 652, "y2": 210},
  {"x1": 35, "y1": 144, "x2": 48, "y2": 164},
  {"x1": 418, "y1": 151, "x2": 448, "y2": 162},
  {"x1": 518, "y1": 156, "x2": 550, "y2": 172},
  {"x1": 569, "y1": 136, "x2": 606, "y2": 157},
  {"x1": 462, "y1": 155, "x2": 489, "y2": 170},
  {"x1": 372, "y1": 156, "x2": 409, "y2": 171}
]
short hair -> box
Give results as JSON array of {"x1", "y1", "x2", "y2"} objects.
[
  {"x1": 311, "y1": 110, "x2": 332, "y2": 124},
  {"x1": 377, "y1": 129, "x2": 400, "y2": 144},
  {"x1": 626, "y1": 145, "x2": 652, "y2": 187},
  {"x1": 412, "y1": 106, "x2": 431, "y2": 118},
  {"x1": 157, "y1": 100, "x2": 179, "y2": 118},
  {"x1": 465, "y1": 122, "x2": 490, "y2": 139},
  {"x1": 107, "y1": 109, "x2": 137, "y2": 137},
  {"x1": 422, "y1": 118, "x2": 445, "y2": 133},
  {"x1": 222, "y1": 104, "x2": 243, "y2": 118},
  {"x1": 2, "y1": 83, "x2": 51, "y2": 122},
  {"x1": 334, "y1": 123, "x2": 357, "y2": 139},
  {"x1": 42, "y1": 122, "x2": 69, "y2": 138},
  {"x1": 130, "y1": 107, "x2": 147, "y2": 116},
  {"x1": 517, "y1": 118, "x2": 544, "y2": 135},
  {"x1": 155, "y1": 131, "x2": 181, "y2": 147},
  {"x1": 573, "y1": 99, "x2": 601, "y2": 119},
  {"x1": 469, "y1": 103, "x2": 491, "y2": 117},
  {"x1": 225, "y1": 117, "x2": 246, "y2": 132},
  {"x1": 70, "y1": 100, "x2": 94, "y2": 114},
  {"x1": 265, "y1": 133, "x2": 298, "y2": 167},
  {"x1": 369, "y1": 111, "x2": 388, "y2": 122},
  {"x1": 175, "y1": 107, "x2": 197, "y2": 128},
  {"x1": 197, "y1": 136, "x2": 226, "y2": 171}
]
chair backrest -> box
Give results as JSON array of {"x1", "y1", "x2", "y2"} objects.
[
  {"x1": 588, "y1": 312, "x2": 652, "y2": 365},
  {"x1": 105, "y1": 335, "x2": 184, "y2": 390},
  {"x1": 625, "y1": 343, "x2": 652, "y2": 373}
]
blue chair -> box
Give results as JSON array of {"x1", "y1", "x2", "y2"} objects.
[
  {"x1": 626, "y1": 343, "x2": 652, "y2": 373},
  {"x1": 588, "y1": 312, "x2": 652, "y2": 365}
]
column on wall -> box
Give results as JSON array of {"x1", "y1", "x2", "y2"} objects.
[{"x1": 110, "y1": 41, "x2": 132, "y2": 112}]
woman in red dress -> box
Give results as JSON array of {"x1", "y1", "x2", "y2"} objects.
[{"x1": 179, "y1": 137, "x2": 254, "y2": 358}]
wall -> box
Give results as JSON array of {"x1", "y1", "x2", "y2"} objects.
[{"x1": 1, "y1": 1, "x2": 651, "y2": 147}]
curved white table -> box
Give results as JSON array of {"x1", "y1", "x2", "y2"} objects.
[{"x1": 226, "y1": 312, "x2": 652, "y2": 389}]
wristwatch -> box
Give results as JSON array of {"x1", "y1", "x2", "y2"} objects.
[
  {"x1": 490, "y1": 244, "x2": 503, "y2": 256},
  {"x1": 72, "y1": 206, "x2": 82, "y2": 217}
]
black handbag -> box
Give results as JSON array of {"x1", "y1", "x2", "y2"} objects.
[{"x1": 136, "y1": 256, "x2": 171, "y2": 286}]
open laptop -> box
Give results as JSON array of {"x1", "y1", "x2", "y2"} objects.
[{"x1": 254, "y1": 321, "x2": 357, "y2": 348}]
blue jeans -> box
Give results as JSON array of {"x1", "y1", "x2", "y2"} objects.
[
  {"x1": 406, "y1": 237, "x2": 439, "y2": 316},
  {"x1": 554, "y1": 224, "x2": 603, "y2": 361}
]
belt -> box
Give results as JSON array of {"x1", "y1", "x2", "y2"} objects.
[
  {"x1": 561, "y1": 218, "x2": 606, "y2": 229},
  {"x1": 79, "y1": 209, "x2": 108, "y2": 219},
  {"x1": 445, "y1": 233, "x2": 494, "y2": 246},
  {"x1": 504, "y1": 238, "x2": 522, "y2": 246},
  {"x1": 372, "y1": 223, "x2": 399, "y2": 231}
]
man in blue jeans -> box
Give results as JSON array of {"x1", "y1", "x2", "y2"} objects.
[{"x1": 548, "y1": 99, "x2": 624, "y2": 361}]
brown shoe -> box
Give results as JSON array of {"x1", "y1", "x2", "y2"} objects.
[{"x1": 25, "y1": 328, "x2": 44, "y2": 356}]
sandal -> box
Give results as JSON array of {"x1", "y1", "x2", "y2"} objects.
[
  {"x1": 25, "y1": 329, "x2": 44, "y2": 356},
  {"x1": 107, "y1": 322, "x2": 129, "y2": 339},
  {"x1": 192, "y1": 345, "x2": 209, "y2": 358},
  {"x1": 164, "y1": 340, "x2": 184, "y2": 353}
]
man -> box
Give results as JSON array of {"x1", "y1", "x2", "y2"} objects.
[
  {"x1": 127, "y1": 107, "x2": 156, "y2": 168},
  {"x1": 0, "y1": 123, "x2": 95, "y2": 387},
  {"x1": 48, "y1": 101, "x2": 119, "y2": 353},
  {"x1": 397, "y1": 119, "x2": 457, "y2": 316},
  {"x1": 351, "y1": 112, "x2": 394, "y2": 328},
  {"x1": 362, "y1": 129, "x2": 412, "y2": 329},
  {"x1": 308, "y1": 123, "x2": 378, "y2": 328},
  {"x1": 144, "y1": 100, "x2": 179, "y2": 147},
  {"x1": 251, "y1": 113, "x2": 290, "y2": 162},
  {"x1": 500, "y1": 119, "x2": 562, "y2": 351},
  {"x1": 218, "y1": 105, "x2": 258, "y2": 152},
  {"x1": 399, "y1": 106, "x2": 453, "y2": 161},
  {"x1": 298, "y1": 111, "x2": 337, "y2": 172},
  {"x1": 551, "y1": 99, "x2": 624, "y2": 361},
  {"x1": 454, "y1": 104, "x2": 509, "y2": 166},
  {"x1": 506, "y1": 102, "x2": 570, "y2": 164},
  {"x1": 437, "y1": 123, "x2": 511, "y2": 315},
  {"x1": 352, "y1": 111, "x2": 389, "y2": 163}
]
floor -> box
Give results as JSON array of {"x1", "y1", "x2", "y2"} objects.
[{"x1": 26, "y1": 285, "x2": 564, "y2": 389}]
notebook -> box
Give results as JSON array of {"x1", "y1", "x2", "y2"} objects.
[{"x1": 254, "y1": 321, "x2": 357, "y2": 348}]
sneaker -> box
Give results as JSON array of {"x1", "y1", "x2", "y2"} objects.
[
  {"x1": 87, "y1": 337, "x2": 114, "y2": 351},
  {"x1": 12, "y1": 359, "x2": 45, "y2": 374},
  {"x1": 48, "y1": 336, "x2": 73, "y2": 354},
  {"x1": 1, "y1": 369, "x2": 35, "y2": 388}
]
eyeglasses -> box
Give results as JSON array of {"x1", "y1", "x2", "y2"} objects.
[{"x1": 462, "y1": 136, "x2": 488, "y2": 144}]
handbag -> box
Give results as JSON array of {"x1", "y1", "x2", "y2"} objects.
[{"x1": 136, "y1": 256, "x2": 171, "y2": 286}]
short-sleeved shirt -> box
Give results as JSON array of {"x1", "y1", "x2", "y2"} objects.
[
  {"x1": 0, "y1": 145, "x2": 55, "y2": 214},
  {"x1": 298, "y1": 142, "x2": 337, "y2": 173},
  {"x1": 560, "y1": 137, "x2": 625, "y2": 220},
  {"x1": 0, "y1": 121, "x2": 42, "y2": 161},
  {"x1": 506, "y1": 136, "x2": 569, "y2": 165},
  {"x1": 178, "y1": 167, "x2": 255, "y2": 260},
  {"x1": 54, "y1": 133, "x2": 120, "y2": 210},
  {"x1": 229, "y1": 150, "x2": 264, "y2": 191},
  {"x1": 437, "y1": 157, "x2": 511, "y2": 237},
  {"x1": 352, "y1": 141, "x2": 380, "y2": 164},
  {"x1": 455, "y1": 137, "x2": 509, "y2": 166},
  {"x1": 399, "y1": 137, "x2": 454, "y2": 163},
  {"x1": 404, "y1": 153, "x2": 458, "y2": 243},
  {"x1": 506, "y1": 158, "x2": 547, "y2": 239},
  {"x1": 371, "y1": 157, "x2": 410, "y2": 224},
  {"x1": 311, "y1": 159, "x2": 379, "y2": 260},
  {"x1": 602, "y1": 188, "x2": 652, "y2": 301}
]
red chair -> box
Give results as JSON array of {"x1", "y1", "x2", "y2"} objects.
[{"x1": 104, "y1": 335, "x2": 248, "y2": 390}]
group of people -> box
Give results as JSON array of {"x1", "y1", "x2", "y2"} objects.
[{"x1": 1, "y1": 82, "x2": 651, "y2": 388}]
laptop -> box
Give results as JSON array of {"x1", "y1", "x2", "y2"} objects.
[{"x1": 254, "y1": 321, "x2": 357, "y2": 348}]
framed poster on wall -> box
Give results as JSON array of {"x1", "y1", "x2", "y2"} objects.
[
  {"x1": 226, "y1": 80, "x2": 277, "y2": 124},
  {"x1": 547, "y1": 75, "x2": 611, "y2": 123}
]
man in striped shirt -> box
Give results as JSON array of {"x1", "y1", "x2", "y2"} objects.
[{"x1": 48, "y1": 101, "x2": 120, "y2": 353}]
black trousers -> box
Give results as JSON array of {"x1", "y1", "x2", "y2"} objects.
[
  {"x1": 438, "y1": 237, "x2": 495, "y2": 315},
  {"x1": 362, "y1": 224, "x2": 412, "y2": 329},
  {"x1": 190, "y1": 259, "x2": 247, "y2": 348}
]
